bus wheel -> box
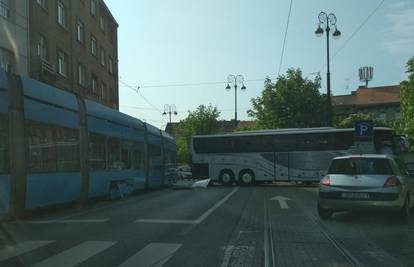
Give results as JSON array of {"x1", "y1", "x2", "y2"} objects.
[
  {"x1": 239, "y1": 170, "x2": 255, "y2": 186},
  {"x1": 219, "y1": 170, "x2": 234, "y2": 186}
]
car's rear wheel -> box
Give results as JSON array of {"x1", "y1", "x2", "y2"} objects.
[{"x1": 317, "y1": 203, "x2": 333, "y2": 220}]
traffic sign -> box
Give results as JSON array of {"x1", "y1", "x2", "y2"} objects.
[{"x1": 355, "y1": 120, "x2": 373, "y2": 140}]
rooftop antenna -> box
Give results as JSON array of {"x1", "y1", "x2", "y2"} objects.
[
  {"x1": 358, "y1": 66, "x2": 373, "y2": 88},
  {"x1": 345, "y1": 77, "x2": 350, "y2": 94}
]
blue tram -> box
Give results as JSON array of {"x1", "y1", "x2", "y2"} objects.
[{"x1": 0, "y1": 70, "x2": 177, "y2": 217}]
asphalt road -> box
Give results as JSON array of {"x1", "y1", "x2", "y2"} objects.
[{"x1": 1, "y1": 184, "x2": 414, "y2": 267}]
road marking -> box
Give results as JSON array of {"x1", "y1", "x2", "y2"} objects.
[
  {"x1": 263, "y1": 198, "x2": 270, "y2": 267},
  {"x1": 221, "y1": 246, "x2": 255, "y2": 267},
  {"x1": 269, "y1": 196, "x2": 291, "y2": 209},
  {"x1": 135, "y1": 187, "x2": 239, "y2": 224},
  {"x1": 118, "y1": 243, "x2": 181, "y2": 267},
  {"x1": 29, "y1": 219, "x2": 109, "y2": 224},
  {"x1": 195, "y1": 187, "x2": 239, "y2": 223},
  {"x1": 32, "y1": 241, "x2": 116, "y2": 267},
  {"x1": 136, "y1": 219, "x2": 196, "y2": 224},
  {"x1": 0, "y1": 240, "x2": 55, "y2": 261}
]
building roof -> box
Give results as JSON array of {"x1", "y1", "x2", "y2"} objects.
[{"x1": 332, "y1": 85, "x2": 400, "y2": 107}]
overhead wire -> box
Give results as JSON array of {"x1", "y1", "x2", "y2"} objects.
[
  {"x1": 119, "y1": 78, "x2": 267, "y2": 90},
  {"x1": 119, "y1": 79, "x2": 163, "y2": 113},
  {"x1": 277, "y1": 0, "x2": 294, "y2": 77}
]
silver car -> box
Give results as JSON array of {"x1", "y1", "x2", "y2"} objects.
[{"x1": 317, "y1": 154, "x2": 414, "y2": 220}]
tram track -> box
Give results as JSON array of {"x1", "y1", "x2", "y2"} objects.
[{"x1": 263, "y1": 187, "x2": 362, "y2": 267}]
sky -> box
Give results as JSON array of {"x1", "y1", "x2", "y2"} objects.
[{"x1": 105, "y1": 0, "x2": 414, "y2": 129}]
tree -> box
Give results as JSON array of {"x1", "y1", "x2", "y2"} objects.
[
  {"x1": 401, "y1": 56, "x2": 414, "y2": 150},
  {"x1": 248, "y1": 68, "x2": 327, "y2": 129},
  {"x1": 336, "y1": 112, "x2": 387, "y2": 128},
  {"x1": 176, "y1": 105, "x2": 221, "y2": 163}
]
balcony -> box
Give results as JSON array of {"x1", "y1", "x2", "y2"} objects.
[{"x1": 32, "y1": 58, "x2": 57, "y2": 84}]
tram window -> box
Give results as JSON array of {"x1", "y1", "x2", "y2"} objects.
[
  {"x1": 107, "y1": 137, "x2": 123, "y2": 169},
  {"x1": 27, "y1": 121, "x2": 80, "y2": 173},
  {"x1": 149, "y1": 144, "x2": 162, "y2": 170},
  {"x1": 55, "y1": 127, "x2": 79, "y2": 171},
  {"x1": 89, "y1": 133, "x2": 106, "y2": 170},
  {"x1": 0, "y1": 115, "x2": 9, "y2": 174},
  {"x1": 130, "y1": 147, "x2": 143, "y2": 170}
]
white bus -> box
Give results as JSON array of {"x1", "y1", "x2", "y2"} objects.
[{"x1": 190, "y1": 127, "x2": 396, "y2": 185}]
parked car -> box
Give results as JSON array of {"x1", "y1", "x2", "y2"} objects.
[
  {"x1": 177, "y1": 165, "x2": 192, "y2": 179},
  {"x1": 317, "y1": 154, "x2": 414, "y2": 220}
]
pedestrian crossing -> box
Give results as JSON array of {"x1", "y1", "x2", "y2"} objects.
[{"x1": 0, "y1": 240, "x2": 182, "y2": 267}]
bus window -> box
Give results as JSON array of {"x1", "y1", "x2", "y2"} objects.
[
  {"x1": 333, "y1": 132, "x2": 353, "y2": 150},
  {"x1": 374, "y1": 130, "x2": 395, "y2": 154},
  {"x1": 0, "y1": 115, "x2": 9, "y2": 174}
]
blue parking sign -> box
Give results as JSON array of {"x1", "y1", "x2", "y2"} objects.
[{"x1": 355, "y1": 120, "x2": 373, "y2": 140}]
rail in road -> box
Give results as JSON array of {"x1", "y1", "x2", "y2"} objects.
[{"x1": 0, "y1": 185, "x2": 412, "y2": 267}]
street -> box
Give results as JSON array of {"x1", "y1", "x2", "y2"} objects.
[{"x1": 1, "y1": 185, "x2": 414, "y2": 267}]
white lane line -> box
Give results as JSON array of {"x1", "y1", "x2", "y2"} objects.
[
  {"x1": 263, "y1": 198, "x2": 270, "y2": 267},
  {"x1": 135, "y1": 219, "x2": 197, "y2": 224},
  {"x1": 29, "y1": 219, "x2": 109, "y2": 224},
  {"x1": 32, "y1": 241, "x2": 116, "y2": 267},
  {"x1": 118, "y1": 243, "x2": 182, "y2": 267},
  {"x1": 195, "y1": 187, "x2": 239, "y2": 223},
  {"x1": 135, "y1": 187, "x2": 239, "y2": 224},
  {"x1": 0, "y1": 240, "x2": 55, "y2": 261}
]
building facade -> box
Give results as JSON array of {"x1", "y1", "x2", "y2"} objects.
[
  {"x1": 0, "y1": 0, "x2": 29, "y2": 75},
  {"x1": 28, "y1": 0, "x2": 119, "y2": 109},
  {"x1": 0, "y1": 0, "x2": 119, "y2": 109},
  {"x1": 332, "y1": 85, "x2": 401, "y2": 123}
]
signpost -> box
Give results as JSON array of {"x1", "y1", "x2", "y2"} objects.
[{"x1": 354, "y1": 120, "x2": 375, "y2": 154}]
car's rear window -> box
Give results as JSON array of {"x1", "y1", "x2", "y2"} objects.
[{"x1": 328, "y1": 158, "x2": 394, "y2": 175}]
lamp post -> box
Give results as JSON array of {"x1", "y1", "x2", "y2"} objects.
[
  {"x1": 226, "y1": 74, "x2": 246, "y2": 128},
  {"x1": 163, "y1": 104, "x2": 177, "y2": 124},
  {"x1": 315, "y1": 12, "x2": 341, "y2": 127}
]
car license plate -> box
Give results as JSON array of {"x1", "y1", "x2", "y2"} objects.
[{"x1": 341, "y1": 192, "x2": 370, "y2": 199}]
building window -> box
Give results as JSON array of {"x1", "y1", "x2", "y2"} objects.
[
  {"x1": 36, "y1": 0, "x2": 47, "y2": 9},
  {"x1": 37, "y1": 33, "x2": 47, "y2": 60},
  {"x1": 91, "y1": 74, "x2": 98, "y2": 95},
  {"x1": 57, "y1": 50, "x2": 67, "y2": 76},
  {"x1": 57, "y1": 1, "x2": 66, "y2": 28},
  {"x1": 0, "y1": 48, "x2": 13, "y2": 73},
  {"x1": 395, "y1": 111, "x2": 402, "y2": 120},
  {"x1": 77, "y1": 63, "x2": 86, "y2": 87},
  {"x1": 90, "y1": 0, "x2": 97, "y2": 17},
  {"x1": 99, "y1": 15, "x2": 105, "y2": 32},
  {"x1": 100, "y1": 82, "x2": 106, "y2": 101},
  {"x1": 379, "y1": 112, "x2": 386, "y2": 121},
  {"x1": 108, "y1": 57, "x2": 113, "y2": 74},
  {"x1": 90, "y1": 35, "x2": 97, "y2": 56},
  {"x1": 0, "y1": 0, "x2": 10, "y2": 19},
  {"x1": 100, "y1": 48, "x2": 106, "y2": 66},
  {"x1": 76, "y1": 19, "x2": 85, "y2": 44}
]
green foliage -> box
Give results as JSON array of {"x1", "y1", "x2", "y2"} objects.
[
  {"x1": 336, "y1": 113, "x2": 387, "y2": 128},
  {"x1": 401, "y1": 56, "x2": 414, "y2": 151},
  {"x1": 234, "y1": 123, "x2": 261, "y2": 132},
  {"x1": 176, "y1": 105, "x2": 221, "y2": 163},
  {"x1": 248, "y1": 68, "x2": 327, "y2": 129}
]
